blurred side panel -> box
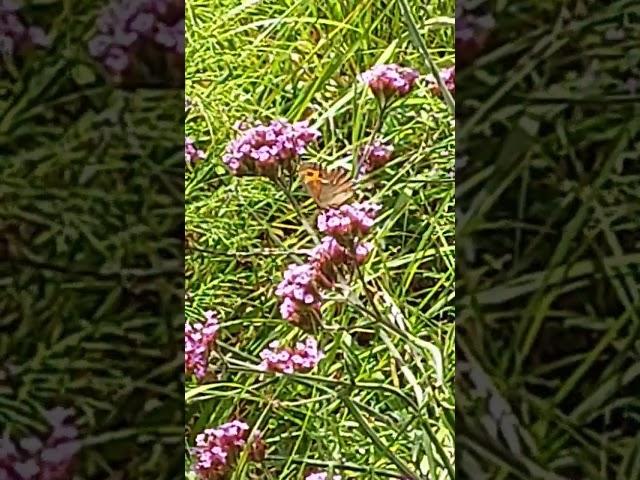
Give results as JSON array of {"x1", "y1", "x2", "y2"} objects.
[
  {"x1": 456, "y1": 1, "x2": 640, "y2": 479},
  {"x1": 0, "y1": 1, "x2": 184, "y2": 478}
]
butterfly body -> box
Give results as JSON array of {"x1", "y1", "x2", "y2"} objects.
[{"x1": 299, "y1": 162, "x2": 354, "y2": 208}]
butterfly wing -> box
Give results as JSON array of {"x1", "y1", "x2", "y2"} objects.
[
  {"x1": 317, "y1": 167, "x2": 354, "y2": 208},
  {"x1": 299, "y1": 163, "x2": 354, "y2": 208},
  {"x1": 320, "y1": 189, "x2": 354, "y2": 208},
  {"x1": 299, "y1": 162, "x2": 324, "y2": 203}
]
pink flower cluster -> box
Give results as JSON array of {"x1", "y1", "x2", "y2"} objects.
[
  {"x1": 185, "y1": 137, "x2": 205, "y2": 165},
  {"x1": 317, "y1": 201, "x2": 381, "y2": 241},
  {"x1": 276, "y1": 263, "x2": 322, "y2": 326},
  {"x1": 456, "y1": 4, "x2": 494, "y2": 66},
  {"x1": 306, "y1": 473, "x2": 342, "y2": 480},
  {"x1": 88, "y1": 0, "x2": 184, "y2": 74},
  {"x1": 222, "y1": 119, "x2": 320, "y2": 177},
  {"x1": 193, "y1": 420, "x2": 264, "y2": 479},
  {"x1": 310, "y1": 236, "x2": 372, "y2": 285},
  {"x1": 358, "y1": 139, "x2": 394, "y2": 175},
  {"x1": 185, "y1": 310, "x2": 219, "y2": 380},
  {"x1": 0, "y1": 0, "x2": 50, "y2": 56},
  {"x1": 0, "y1": 407, "x2": 80, "y2": 480},
  {"x1": 259, "y1": 337, "x2": 323, "y2": 374},
  {"x1": 276, "y1": 235, "x2": 373, "y2": 327},
  {"x1": 426, "y1": 66, "x2": 455, "y2": 95},
  {"x1": 359, "y1": 64, "x2": 420, "y2": 99}
]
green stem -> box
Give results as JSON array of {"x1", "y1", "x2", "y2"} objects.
[
  {"x1": 355, "y1": 263, "x2": 380, "y2": 315},
  {"x1": 274, "y1": 176, "x2": 319, "y2": 243},
  {"x1": 357, "y1": 104, "x2": 388, "y2": 177},
  {"x1": 341, "y1": 396, "x2": 421, "y2": 480},
  {"x1": 352, "y1": 265, "x2": 435, "y2": 368},
  {"x1": 223, "y1": 360, "x2": 419, "y2": 411},
  {"x1": 397, "y1": 0, "x2": 455, "y2": 114},
  {"x1": 267, "y1": 456, "x2": 409, "y2": 478}
]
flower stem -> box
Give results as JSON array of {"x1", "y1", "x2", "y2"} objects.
[
  {"x1": 357, "y1": 103, "x2": 388, "y2": 177},
  {"x1": 223, "y1": 359, "x2": 419, "y2": 410},
  {"x1": 274, "y1": 177, "x2": 319, "y2": 243},
  {"x1": 353, "y1": 264, "x2": 425, "y2": 350}
]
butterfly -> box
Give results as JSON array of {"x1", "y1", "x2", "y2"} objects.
[{"x1": 299, "y1": 162, "x2": 354, "y2": 208}]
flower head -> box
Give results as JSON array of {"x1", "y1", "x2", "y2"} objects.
[
  {"x1": 0, "y1": 407, "x2": 79, "y2": 480},
  {"x1": 456, "y1": 3, "x2": 494, "y2": 66},
  {"x1": 222, "y1": 119, "x2": 320, "y2": 177},
  {"x1": 185, "y1": 137, "x2": 206, "y2": 165},
  {"x1": 193, "y1": 420, "x2": 264, "y2": 479},
  {"x1": 0, "y1": 1, "x2": 50, "y2": 57},
  {"x1": 354, "y1": 241, "x2": 373, "y2": 263},
  {"x1": 358, "y1": 139, "x2": 394, "y2": 175},
  {"x1": 425, "y1": 66, "x2": 455, "y2": 95},
  {"x1": 359, "y1": 64, "x2": 420, "y2": 99},
  {"x1": 259, "y1": 337, "x2": 324, "y2": 374},
  {"x1": 275, "y1": 263, "x2": 322, "y2": 327},
  {"x1": 317, "y1": 201, "x2": 381, "y2": 240},
  {"x1": 276, "y1": 263, "x2": 321, "y2": 306},
  {"x1": 275, "y1": 232, "x2": 375, "y2": 327},
  {"x1": 306, "y1": 473, "x2": 342, "y2": 480},
  {"x1": 308, "y1": 236, "x2": 370, "y2": 287},
  {"x1": 89, "y1": 0, "x2": 183, "y2": 75},
  {"x1": 276, "y1": 197, "x2": 379, "y2": 328},
  {"x1": 309, "y1": 236, "x2": 347, "y2": 259},
  {"x1": 185, "y1": 310, "x2": 219, "y2": 380}
]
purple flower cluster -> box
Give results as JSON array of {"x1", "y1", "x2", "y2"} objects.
[
  {"x1": 223, "y1": 119, "x2": 320, "y2": 178},
  {"x1": 310, "y1": 236, "x2": 371, "y2": 286},
  {"x1": 426, "y1": 66, "x2": 455, "y2": 95},
  {"x1": 0, "y1": 0, "x2": 50, "y2": 56},
  {"x1": 88, "y1": 0, "x2": 184, "y2": 74},
  {"x1": 456, "y1": 2, "x2": 494, "y2": 66},
  {"x1": 310, "y1": 236, "x2": 351, "y2": 283},
  {"x1": 259, "y1": 337, "x2": 323, "y2": 374},
  {"x1": 276, "y1": 231, "x2": 374, "y2": 328},
  {"x1": 185, "y1": 310, "x2": 219, "y2": 381},
  {"x1": 276, "y1": 263, "x2": 322, "y2": 326},
  {"x1": 317, "y1": 201, "x2": 381, "y2": 241},
  {"x1": 359, "y1": 139, "x2": 394, "y2": 175},
  {"x1": 359, "y1": 64, "x2": 420, "y2": 99},
  {"x1": 0, "y1": 407, "x2": 80, "y2": 480},
  {"x1": 193, "y1": 420, "x2": 265, "y2": 479},
  {"x1": 185, "y1": 137, "x2": 205, "y2": 165},
  {"x1": 306, "y1": 473, "x2": 342, "y2": 480}
]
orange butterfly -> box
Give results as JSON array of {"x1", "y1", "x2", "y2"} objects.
[{"x1": 299, "y1": 162, "x2": 354, "y2": 208}]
